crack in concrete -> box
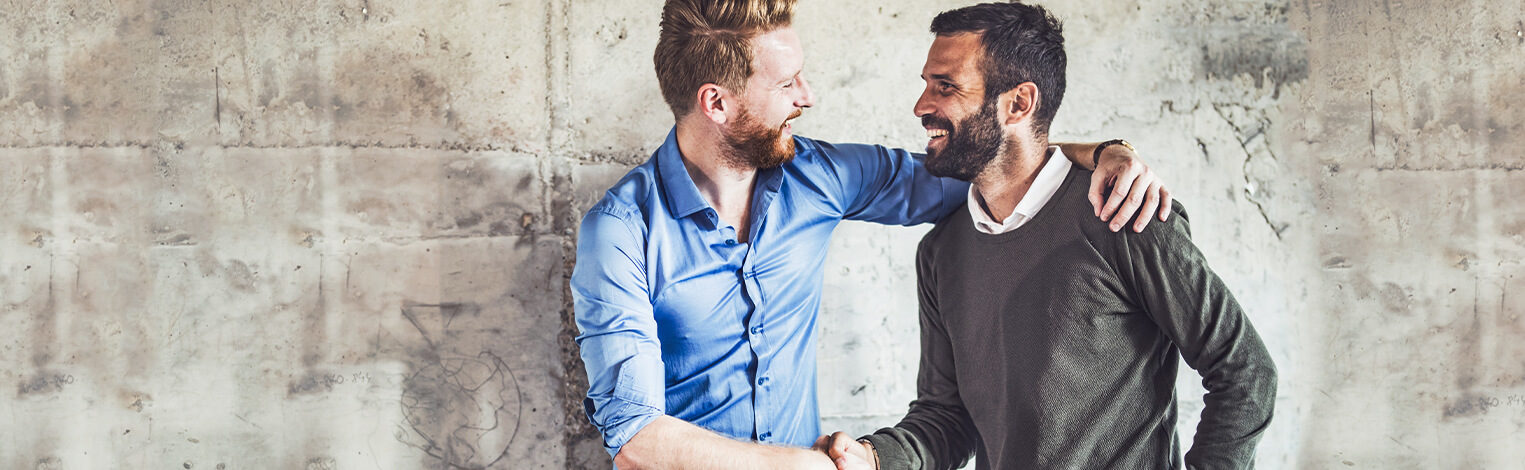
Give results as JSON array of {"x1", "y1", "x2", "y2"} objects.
[
  {"x1": 1211, "y1": 103, "x2": 1287, "y2": 240},
  {"x1": 1373, "y1": 163, "x2": 1524, "y2": 172},
  {"x1": 538, "y1": 0, "x2": 599, "y2": 467},
  {"x1": 1368, "y1": 89, "x2": 1377, "y2": 159}
]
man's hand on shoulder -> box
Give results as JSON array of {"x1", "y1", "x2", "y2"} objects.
[{"x1": 1087, "y1": 142, "x2": 1173, "y2": 233}]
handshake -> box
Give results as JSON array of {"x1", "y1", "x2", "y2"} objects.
[{"x1": 810, "y1": 431, "x2": 879, "y2": 470}]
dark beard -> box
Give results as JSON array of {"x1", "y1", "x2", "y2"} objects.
[
  {"x1": 924, "y1": 98, "x2": 1004, "y2": 181},
  {"x1": 721, "y1": 107, "x2": 799, "y2": 170}
]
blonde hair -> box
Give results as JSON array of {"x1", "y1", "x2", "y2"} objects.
[{"x1": 654, "y1": 0, "x2": 797, "y2": 118}]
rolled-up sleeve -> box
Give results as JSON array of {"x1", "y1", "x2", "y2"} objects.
[
  {"x1": 808, "y1": 140, "x2": 968, "y2": 225},
  {"x1": 570, "y1": 204, "x2": 666, "y2": 458}
]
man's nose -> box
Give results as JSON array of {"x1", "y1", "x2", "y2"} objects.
[
  {"x1": 795, "y1": 75, "x2": 816, "y2": 108},
  {"x1": 913, "y1": 88, "x2": 934, "y2": 119}
]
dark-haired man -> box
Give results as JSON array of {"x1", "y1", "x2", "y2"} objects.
[
  {"x1": 821, "y1": 3, "x2": 1277, "y2": 469},
  {"x1": 572, "y1": 1, "x2": 1180, "y2": 468}
]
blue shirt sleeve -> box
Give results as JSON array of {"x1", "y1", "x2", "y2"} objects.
[
  {"x1": 570, "y1": 202, "x2": 666, "y2": 458},
  {"x1": 805, "y1": 139, "x2": 969, "y2": 225}
]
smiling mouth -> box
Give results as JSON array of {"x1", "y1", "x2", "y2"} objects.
[{"x1": 927, "y1": 128, "x2": 949, "y2": 139}]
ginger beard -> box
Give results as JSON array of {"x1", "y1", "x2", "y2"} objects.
[
  {"x1": 923, "y1": 97, "x2": 1006, "y2": 182},
  {"x1": 721, "y1": 105, "x2": 802, "y2": 170}
]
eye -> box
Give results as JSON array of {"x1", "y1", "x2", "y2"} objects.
[
  {"x1": 938, "y1": 82, "x2": 955, "y2": 94},
  {"x1": 782, "y1": 81, "x2": 793, "y2": 89}
]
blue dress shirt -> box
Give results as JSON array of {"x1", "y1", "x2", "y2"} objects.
[{"x1": 571, "y1": 128, "x2": 967, "y2": 458}]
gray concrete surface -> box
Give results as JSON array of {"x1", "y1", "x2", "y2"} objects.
[{"x1": 1, "y1": 0, "x2": 1520, "y2": 468}]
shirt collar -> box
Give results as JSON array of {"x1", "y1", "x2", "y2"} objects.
[
  {"x1": 968, "y1": 145, "x2": 1071, "y2": 234},
  {"x1": 655, "y1": 127, "x2": 714, "y2": 219}
]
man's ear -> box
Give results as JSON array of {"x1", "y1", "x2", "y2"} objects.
[
  {"x1": 1000, "y1": 82, "x2": 1040, "y2": 127},
  {"x1": 696, "y1": 84, "x2": 731, "y2": 125}
]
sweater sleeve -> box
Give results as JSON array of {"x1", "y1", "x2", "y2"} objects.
[
  {"x1": 1118, "y1": 204, "x2": 1278, "y2": 469},
  {"x1": 862, "y1": 236, "x2": 980, "y2": 470}
]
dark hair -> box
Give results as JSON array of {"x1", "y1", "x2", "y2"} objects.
[{"x1": 931, "y1": 2, "x2": 1066, "y2": 136}]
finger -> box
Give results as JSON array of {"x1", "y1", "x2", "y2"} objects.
[
  {"x1": 835, "y1": 453, "x2": 873, "y2": 470},
  {"x1": 1157, "y1": 186, "x2": 1173, "y2": 221},
  {"x1": 827, "y1": 432, "x2": 854, "y2": 458},
  {"x1": 813, "y1": 434, "x2": 830, "y2": 451},
  {"x1": 1098, "y1": 164, "x2": 1142, "y2": 221},
  {"x1": 1133, "y1": 180, "x2": 1163, "y2": 232},
  {"x1": 1087, "y1": 170, "x2": 1108, "y2": 217},
  {"x1": 1108, "y1": 172, "x2": 1152, "y2": 231},
  {"x1": 829, "y1": 432, "x2": 854, "y2": 451}
]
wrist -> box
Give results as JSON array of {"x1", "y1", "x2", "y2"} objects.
[
  {"x1": 792, "y1": 447, "x2": 838, "y2": 470},
  {"x1": 858, "y1": 438, "x2": 881, "y2": 469},
  {"x1": 1092, "y1": 139, "x2": 1135, "y2": 169}
]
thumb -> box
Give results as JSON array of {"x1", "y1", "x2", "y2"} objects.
[{"x1": 828, "y1": 432, "x2": 854, "y2": 458}]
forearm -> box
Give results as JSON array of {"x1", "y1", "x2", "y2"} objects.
[
  {"x1": 615, "y1": 416, "x2": 835, "y2": 470},
  {"x1": 862, "y1": 402, "x2": 978, "y2": 470},
  {"x1": 1174, "y1": 272, "x2": 1278, "y2": 467},
  {"x1": 1185, "y1": 328, "x2": 1278, "y2": 468},
  {"x1": 1054, "y1": 141, "x2": 1102, "y2": 170}
]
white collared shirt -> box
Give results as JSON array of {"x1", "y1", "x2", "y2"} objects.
[{"x1": 968, "y1": 145, "x2": 1072, "y2": 234}]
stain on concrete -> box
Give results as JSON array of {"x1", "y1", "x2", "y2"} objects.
[
  {"x1": 1199, "y1": 29, "x2": 1308, "y2": 89},
  {"x1": 119, "y1": 389, "x2": 153, "y2": 412},
  {"x1": 286, "y1": 371, "x2": 345, "y2": 397},
  {"x1": 16, "y1": 373, "x2": 69, "y2": 397},
  {"x1": 303, "y1": 456, "x2": 336, "y2": 470},
  {"x1": 1376, "y1": 282, "x2": 1414, "y2": 315},
  {"x1": 1442, "y1": 393, "x2": 1494, "y2": 420},
  {"x1": 332, "y1": 49, "x2": 453, "y2": 142}
]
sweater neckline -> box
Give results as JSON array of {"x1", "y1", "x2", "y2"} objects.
[{"x1": 964, "y1": 165, "x2": 1082, "y2": 245}]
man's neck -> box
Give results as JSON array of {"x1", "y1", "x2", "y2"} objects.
[
  {"x1": 971, "y1": 140, "x2": 1052, "y2": 223},
  {"x1": 675, "y1": 121, "x2": 759, "y2": 238}
]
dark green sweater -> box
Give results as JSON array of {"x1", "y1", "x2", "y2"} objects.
[{"x1": 863, "y1": 166, "x2": 1277, "y2": 470}]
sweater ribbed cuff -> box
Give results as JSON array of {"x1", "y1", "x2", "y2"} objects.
[{"x1": 861, "y1": 430, "x2": 911, "y2": 470}]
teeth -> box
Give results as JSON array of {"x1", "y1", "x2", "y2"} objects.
[{"x1": 927, "y1": 129, "x2": 948, "y2": 138}]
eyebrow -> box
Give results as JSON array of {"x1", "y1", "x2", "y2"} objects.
[{"x1": 921, "y1": 73, "x2": 955, "y2": 82}]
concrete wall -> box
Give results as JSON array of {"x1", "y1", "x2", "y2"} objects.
[{"x1": 0, "y1": 0, "x2": 1519, "y2": 469}]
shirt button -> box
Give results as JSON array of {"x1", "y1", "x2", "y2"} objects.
[
  {"x1": 726, "y1": 239, "x2": 736, "y2": 245},
  {"x1": 757, "y1": 376, "x2": 769, "y2": 386},
  {"x1": 749, "y1": 326, "x2": 762, "y2": 335},
  {"x1": 759, "y1": 432, "x2": 773, "y2": 441}
]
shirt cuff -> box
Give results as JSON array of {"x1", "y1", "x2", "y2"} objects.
[{"x1": 594, "y1": 401, "x2": 662, "y2": 458}]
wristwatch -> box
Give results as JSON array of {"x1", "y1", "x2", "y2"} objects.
[{"x1": 1092, "y1": 139, "x2": 1136, "y2": 169}]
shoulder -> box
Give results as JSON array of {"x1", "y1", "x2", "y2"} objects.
[
  {"x1": 580, "y1": 161, "x2": 658, "y2": 244},
  {"x1": 1135, "y1": 201, "x2": 1193, "y2": 248},
  {"x1": 1037, "y1": 166, "x2": 1195, "y2": 255},
  {"x1": 1079, "y1": 193, "x2": 1195, "y2": 258},
  {"x1": 785, "y1": 135, "x2": 906, "y2": 171},
  {"x1": 917, "y1": 202, "x2": 972, "y2": 260}
]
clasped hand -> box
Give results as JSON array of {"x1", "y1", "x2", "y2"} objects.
[{"x1": 811, "y1": 431, "x2": 876, "y2": 470}]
